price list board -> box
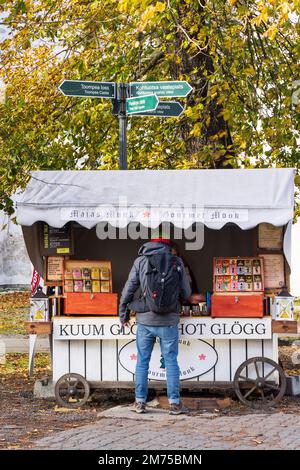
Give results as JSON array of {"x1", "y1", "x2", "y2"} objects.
[{"x1": 40, "y1": 223, "x2": 74, "y2": 256}]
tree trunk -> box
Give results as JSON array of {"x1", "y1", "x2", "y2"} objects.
[{"x1": 169, "y1": 0, "x2": 234, "y2": 168}]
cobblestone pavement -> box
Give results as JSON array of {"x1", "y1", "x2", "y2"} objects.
[{"x1": 34, "y1": 407, "x2": 300, "y2": 450}]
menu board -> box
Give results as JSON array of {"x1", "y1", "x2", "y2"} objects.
[
  {"x1": 259, "y1": 254, "x2": 285, "y2": 289},
  {"x1": 47, "y1": 256, "x2": 64, "y2": 281},
  {"x1": 40, "y1": 223, "x2": 73, "y2": 255},
  {"x1": 258, "y1": 223, "x2": 283, "y2": 250}
]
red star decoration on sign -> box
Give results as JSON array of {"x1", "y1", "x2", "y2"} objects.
[
  {"x1": 130, "y1": 354, "x2": 137, "y2": 361},
  {"x1": 143, "y1": 211, "x2": 151, "y2": 218},
  {"x1": 198, "y1": 354, "x2": 206, "y2": 361}
]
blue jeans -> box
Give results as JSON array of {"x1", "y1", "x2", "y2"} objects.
[{"x1": 135, "y1": 324, "x2": 180, "y2": 405}]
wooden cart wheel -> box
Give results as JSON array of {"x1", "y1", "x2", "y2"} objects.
[
  {"x1": 234, "y1": 357, "x2": 286, "y2": 409},
  {"x1": 55, "y1": 373, "x2": 90, "y2": 408}
]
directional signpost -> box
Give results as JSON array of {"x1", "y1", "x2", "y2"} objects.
[
  {"x1": 126, "y1": 94, "x2": 159, "y2": 115},
  {"x1": 59, "y1": 80, "x2": 116, "y2": 99},
  {"x1": 133, "y1": 101, "x2": 184, "y2": 118},
  {"x1": 130, "y1": 81, "x2": 192, "y2": 98},
  {"x1": 58, "y1": 80, "x2": 192, "y2": 169}
]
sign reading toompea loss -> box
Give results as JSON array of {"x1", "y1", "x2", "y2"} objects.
[
  {"x1": 59, "y1": 80, "x2": 116, "y2": 99},
  {"x1": 119, "y1": 339, "x2": 218, "y2": 381}
]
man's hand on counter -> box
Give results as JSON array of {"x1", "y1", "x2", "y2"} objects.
[{"x1": 189, "y1": 293, "x2": 205, "y2": 304}]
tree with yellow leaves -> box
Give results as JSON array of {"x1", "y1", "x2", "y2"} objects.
[{"x1": 0, "y1": 0, "x2": 299, "y2": 214}]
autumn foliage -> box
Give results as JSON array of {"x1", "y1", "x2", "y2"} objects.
[{"x1": 0, "y1": 1, "x2": 299, "y2": 214}]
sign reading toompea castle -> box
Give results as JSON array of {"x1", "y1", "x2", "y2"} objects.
[{"x1": 53, "y1": 317, "x2": 272, "y2": 340}]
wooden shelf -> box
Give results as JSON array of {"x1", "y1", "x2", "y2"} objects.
[
  {"x1": 44, "y1": 281, "x2": 63, "y2": 287},
  {"x1": 272, "y1": 320, "x2": 297, "y2": 334},
  {"x1": 25, "y1": 321, "x2": 52, "y2": 335}
]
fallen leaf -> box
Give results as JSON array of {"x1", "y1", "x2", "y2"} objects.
[
  {"x1": 54, "y1": 405, "x2": 77, "y2": 413},
  {"x1": 252, "y1": 439, "x2": 263, "y2": 444}
]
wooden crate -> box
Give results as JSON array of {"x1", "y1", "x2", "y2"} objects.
[
  {"x1": 64, "y1": 292, "x2": 118, "y2": 315},
  {"x1": 211, "y1": 292, "x2": 264, "y2": 318},
  {"x1": 63, "y1": 259, "x2": 117, "y2": 315},
  {"x1": 64, "y1": 259, "x2": 112, "y2": 290},
  {"x1": 213, "y1": 257, "x2": 264, "y2": 292}
]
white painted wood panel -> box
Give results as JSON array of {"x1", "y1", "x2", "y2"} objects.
[
  {"x1": 247, "y1": 339, "x2": 264, "y2": 359},
  {"x1": 53, "y1": 337, "x2": 278, "y2": 384},
  {"x1": 246, "y1": 339, "x2": 264, "y2": 379},
  {"x1": 53, "y1": 340, "x2": 69, "y2": 381},
  {"x1": 230, "y1": 339, "x2": 247, "y2": 380},
  {"x1": 195, "y1": 339, "x2": 215, "y2": 382},
  {"x1": 101, "y1": 340, "x2": 118, "y2": 380},
  {"x1": 264, "y1": 338, "x2": 279, "y2": 382},
  {"x1": 69, "y1": 340, "x2": 85, "y2": 377},
  {"x1": 86, "y1": 340, "x2": 102, "y2": 381},
  {"x1": 213, "y1": 340, "x2": 231, "y2": 381},
  {"x1": 117, "y1": 340, "x2": 135, "y2": 381}
]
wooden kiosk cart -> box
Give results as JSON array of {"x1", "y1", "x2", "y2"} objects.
[{"x1": 17, "y1": 168, "x2": 297, "y2": 409}]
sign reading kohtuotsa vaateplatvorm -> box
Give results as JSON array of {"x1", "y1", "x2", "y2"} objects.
[{"x1": 130, "y1": 81, "x2": 193, "y2": 98}]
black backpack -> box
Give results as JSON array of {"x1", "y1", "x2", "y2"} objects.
[{"x1": 144, "y1": 251, "x2": 182, "y2": 314}]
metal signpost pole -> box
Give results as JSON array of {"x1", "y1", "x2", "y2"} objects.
[
  {"x1": 118, "y1": 83, "x2": 128, "y2": 170},
  {"x1": 58, "y1": 80, "x2": 192, "y2": 170}
]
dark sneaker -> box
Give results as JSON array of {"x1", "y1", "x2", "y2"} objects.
[
  {"x1": 131, "y1": 401, "x2": 146, "y2": 414},
  {"x1": 169, "y1": 402, "x2": 189, "y2": 415}
]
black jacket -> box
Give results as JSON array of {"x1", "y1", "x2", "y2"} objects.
[{"x1": 119, "y1": 242, "x2": 192, "y2": 326}]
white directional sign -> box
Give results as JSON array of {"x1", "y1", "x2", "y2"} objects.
[
  {"x1": 126, "y1": 94, "x2": 159, "y2": 114},
  {"x1": 130, "y1": 81, "x2": 192, "y2": 98}
]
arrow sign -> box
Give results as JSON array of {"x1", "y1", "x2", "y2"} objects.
[
  {"x1": 132, "y1": 101, "x2": 184, "y2": 117},
  {"x1": 130, "y1": 81, "x2": 192, "y2": 98},
  {"x1": 126, "y1": 94, "x2": 159, "y2": 115},
  {"x1": 59, "y1": 80, "x2": 116, "y2": 99}
]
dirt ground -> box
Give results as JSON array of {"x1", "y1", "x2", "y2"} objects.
[
  {"x1": 0, "y1": 353, "x2": 137, "y2": 450},
  {"x1": 0, "y1": 351, "x2": 300, "y2": 450}
]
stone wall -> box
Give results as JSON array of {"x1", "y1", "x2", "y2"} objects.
[{"x1": 0, "y1": 212, "x2": 31, "y2": 287}]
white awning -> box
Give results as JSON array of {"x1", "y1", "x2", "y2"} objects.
[{"x1": 17, "y1": 168, "x2": 294, "y2": 230}]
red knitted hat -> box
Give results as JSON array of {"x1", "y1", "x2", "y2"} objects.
[{"x1": 150, "y1": 237, "x2": 171, "y2": 245}]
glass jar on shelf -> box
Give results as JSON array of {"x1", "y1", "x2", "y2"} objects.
[
  {"x1": 191, "y1": 304, "x2": 200, "y2": 316},
  {"x1": 181, "y1": 304, "x2": 191, "y2": 317}
]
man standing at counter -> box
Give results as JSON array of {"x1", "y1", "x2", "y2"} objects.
[{"x1": 119, "y1": 235, "x2": 201, "y2": 415}]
